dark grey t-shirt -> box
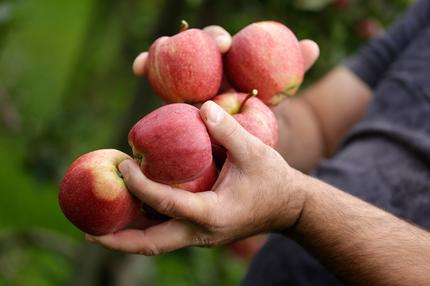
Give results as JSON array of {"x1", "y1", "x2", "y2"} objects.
[{"x1": 242, "y1": 1, "x2": 430, "y2": 285}]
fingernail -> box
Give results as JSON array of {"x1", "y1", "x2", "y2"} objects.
[
  {"x1": 207, "y1": 101, "x2": 225, "y2": 124},
  {"x1": 119, "y1": 160, "x2": 130, "y2": 175},
  {"x1": 85, "y1": 234, "x2": 96, "y2": 242},
  {"x1": 133, "y1": 52, "x2": 148, "y2": 76}
]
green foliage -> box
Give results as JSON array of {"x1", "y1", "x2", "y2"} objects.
[{"x1": 0, "y1": 0, "x2": 411, "y2": 285}]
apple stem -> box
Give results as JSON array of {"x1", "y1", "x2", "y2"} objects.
[
  {"x1": 179, "y1": 20, "x2": 189, "y2": 32},
  {"x1": 239, "y1": 89, "x2": 258, "y2": 112}
]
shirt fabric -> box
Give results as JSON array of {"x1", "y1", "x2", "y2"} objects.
[{"x1": 241, "y1": 1, "x2": 430, "y2": 285}]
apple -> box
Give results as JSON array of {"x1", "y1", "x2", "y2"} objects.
[
  {"x1": 212, "y1": 90, "x2": 278, "y2": 148},
  {"x1": 358, "y1": 18, "x2": 383, "y2": 39},
  {"x1": 225, "y1": 21, "x2": 304, "y2": 106},
  {"x1": 146, "y1": 20, "x2": 222, "y2": 103},
  {"x1": 227, "y1": 235, "x2": 267, "y2": 260},
  {"x1": 59, "y1": 149, "x2": 141, "y2": 236},
  {"x1": 128, "y1": 103, "x2": 213, "y2": 184},
  {"x1": 174, "y1": 161, "x2": 218, "y2": 192}
]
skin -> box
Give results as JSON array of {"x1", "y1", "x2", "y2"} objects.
[{"x1": 88, "y1": 27, "x2": 430, "y2": 284}]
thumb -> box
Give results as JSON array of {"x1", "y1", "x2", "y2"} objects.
[
  {"x1": 200, "y1": 101, "x2": 257, "y2": 166},
  {"x1": 132, "y1": 51, "x2": 148, "y2": 77},
  {"x1": 202, "y1": 25, "x2": 232, "y2": 54}
]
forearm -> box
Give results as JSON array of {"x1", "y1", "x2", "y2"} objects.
[
  {"x1": 274, "y1": 66, "x2": 372, "y2": 172},
  {"x1": 289, "y1": 174, "x2": 430, "y2": 285}
]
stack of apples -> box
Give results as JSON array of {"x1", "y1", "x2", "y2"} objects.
[{"x1": 59, "y1": 20, "x2": 304, "y2": 236}]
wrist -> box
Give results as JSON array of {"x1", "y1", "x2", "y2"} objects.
[{"x1": 273, "y1": 166, "x2": 309, "y2": 231}]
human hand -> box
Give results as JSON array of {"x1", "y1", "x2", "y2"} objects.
[
  {"x1": 132, "y1": 25, "x2": 319, "y2": 77},
  {"x1": 86, "y1": 101, "x2": 307, "y2": 255}
]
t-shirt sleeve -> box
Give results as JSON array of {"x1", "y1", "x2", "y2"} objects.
[{"x1": 345, "y1": 0, "x2": 430, "y2": 88}]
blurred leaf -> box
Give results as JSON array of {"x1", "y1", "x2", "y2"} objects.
[
  {"x1": 294, "y1": 0, "x2": 333, "y2": 11},
  {"x1": 0, "y1": 2, "x2": 12, "y2": 24}
]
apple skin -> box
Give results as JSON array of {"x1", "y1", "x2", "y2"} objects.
[
  {"x1": 146, "y1": 29, "x2": 222, "y2": 103},
  {"x1": 212, "y1": 91, "x2": 279, "y2": 148},
  {"x1": 174, "y1": 161, "x2": 218, "y2": 192},
  {"x1": 128, "y1": 103, "x2": 213, "y2": 184},
  {"x1": 225, "y1": 21, "x2": 304, "y2": 106},
  {"x1": 59, "y1": 149, "x2": 141, "y2": 236}
]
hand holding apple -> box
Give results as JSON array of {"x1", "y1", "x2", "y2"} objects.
[
  {"x1": 59, "y1": 21, "x2": 320, "y2": 241},
  {"x1": 85, "y1": 101, "x2": 306, "y2": 255}
]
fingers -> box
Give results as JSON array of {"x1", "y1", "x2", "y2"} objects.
[
  {"x1": 133, "y1": 36, "x2": 315, "y2": 76},
  {"x1": 86, "y1": 219, "x2": 207, "y2": 255},
  {"x1": 133, "y1": 51, "x2": 148, "y2": 77},
  {"x1": 119, "y1": 159, "x2": 217, "y2": 221},
  {"x1": 200, "y1": 101, "x2": 258, "y2": 166},
  {"x1": 299, "y1": 39, "x2": 320, "y2": 72},
  {"x1": 203, "y1": 25, "x2": 232, "y2": 53}
]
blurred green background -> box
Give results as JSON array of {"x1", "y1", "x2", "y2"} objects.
[{"x1": 0, "y1": 0, "x2": 412, "y2": 285}]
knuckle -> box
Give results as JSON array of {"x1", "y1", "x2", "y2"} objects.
[
  {"x1": 158, "y1": 196, "x2": 177, "y2": 216},
  {"x1": 192, "y1": 234, "x2": 217, "y2": 247},
  {"x1": 138, "y1": 244, "x2": 161, "y2": 256},
  {"x1": 196, "y1": 193, "x2": 221, "y2": 229}
]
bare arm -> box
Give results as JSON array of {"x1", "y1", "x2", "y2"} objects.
[
  {"x1": 88, "y1": 100, "x2": 430, "y2": 284},
  {"x1": 277, "y1": 0, "x2": 430, "y2": 172},
  {"x1": 274, "y1": 66, "x2": 372, "y2": 172},
  {"x1": 290, "y1": 173, "x2": 430, "y2": 285}
]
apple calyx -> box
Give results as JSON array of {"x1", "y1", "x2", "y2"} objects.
[
  {"x1": 271, "y1": 79, "x2": 300, "y2": 105},
  {"x1": 239, "y1": 89, "x2": 258, "y2": 113},
  {"x1": 179, "y1": 20, "x2": 189, "y2": 33},
  {"x1": 130, "y1": 142, "x2": 144, "y2": 166}
]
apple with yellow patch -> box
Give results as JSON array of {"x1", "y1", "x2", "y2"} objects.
[
  {"x1": 59, "y1": 149, "x2": 141, "y2": 236},
  {"x1": 213, "y1": 90, "x2": 278, "y2": 148},
  {"x1": 225, "y1": 21, "x2": 304, "y2": 106}
]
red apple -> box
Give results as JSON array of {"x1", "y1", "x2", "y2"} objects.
[
  {"x1": 175, "y1": 161, "x2": 218, "y2": 192},
  {"x1": 59, "y1": 149, "x2": 141, "y2": 236},
  {"x1": 358, "y1": 18, "x2": 383, "y2": 39},
  {"x1": 128, "y1": 103, "x2": 213, "y2": 184},
  {"x1": 213, "y1": 90, "x2": 278, "y2": 148},
  {"x1": 225, "y1": 21, "x2": 304, "y2": 106},
  {"x1": 227, "y1": 235, "x2": 267, "y2": 260},
  {"x1": 146, "y1": 21, "x2": 222, "y2": 103}
]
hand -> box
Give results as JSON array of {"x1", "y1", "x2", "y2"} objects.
[
  {"x1": 86, "y1": 101, "x2": 306, "y2": 255},
  {"x1": 132, "y1": 25, "x2": 319, "y2": 77}
]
